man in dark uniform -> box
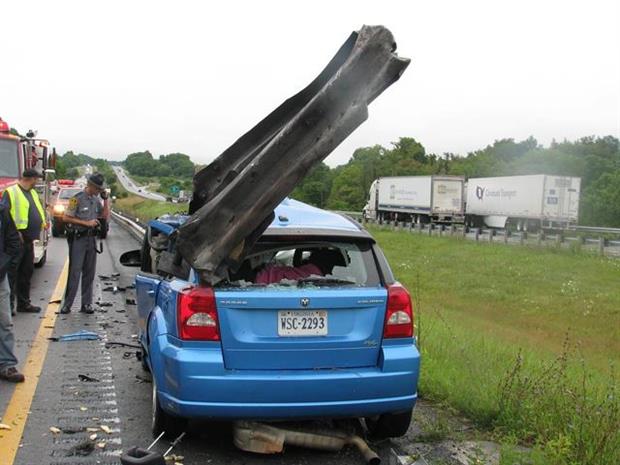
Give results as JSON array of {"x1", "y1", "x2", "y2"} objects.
[
  {"x1": 1, "y1": 169, "x2": 47, "y2": 315},
  {"x1": 0, "y1": 197, "x2": 24, "y2": 382},
  {"x1": 59, "y1": 173, "x2": 110, "y2": 315}
]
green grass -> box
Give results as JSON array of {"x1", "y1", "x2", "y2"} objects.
[
  {"x1": 368, "y1": 226, "x2": 619, "y2": 465},
  {"x1": 114, "y1": 195, "x2": 187, "y2": 223}
]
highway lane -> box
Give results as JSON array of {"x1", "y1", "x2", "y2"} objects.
[
  {"x1": 112, "y1": 165, "x2": 167, "y2": 201},
  {"x1": 1, "y1": 220, "x2": 412, "y2": 465}
]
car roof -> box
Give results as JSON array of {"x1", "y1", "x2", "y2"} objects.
[
  {"x1": 152, "y1": 198, "x2": 372, "y2": 240},
  {"x1": 264, "y1": 198, "x2": 372, "y2": 240}
]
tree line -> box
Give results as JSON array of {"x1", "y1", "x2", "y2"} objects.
[{"x1": 292, "y1": 136, "x2": 620, "y2": 227}]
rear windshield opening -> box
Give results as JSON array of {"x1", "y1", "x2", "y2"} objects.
[{"x1": 222, "y1": 240, "x2": 381, "y2": 288}]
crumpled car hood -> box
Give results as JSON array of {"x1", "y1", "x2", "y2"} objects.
[{"x1": 177, "y1": 25, "x2": 410, "y2": 284}]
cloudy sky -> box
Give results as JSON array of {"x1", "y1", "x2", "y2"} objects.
[{"x1": 2, "y1": 0, "x2": 618, "y2": 167}]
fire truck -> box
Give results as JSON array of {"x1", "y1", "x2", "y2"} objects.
[{"x1": 0, "y1": 117, "x2": 57, "y2": 267}]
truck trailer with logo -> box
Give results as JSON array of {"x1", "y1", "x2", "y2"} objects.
[
  {"x1": 465, "y1": 174, "x2": 580, "y2": 230},
  {"x1": 363, "y1": 175, "x2": 465, "y2": 224}
]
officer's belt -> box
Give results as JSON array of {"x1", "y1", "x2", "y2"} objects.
[{"x1": 67, "y1": 229, "x2": 98, "y2": 239}]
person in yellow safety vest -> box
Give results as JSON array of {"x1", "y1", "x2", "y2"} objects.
[{"x1": 0, "y1": 169, "x2": 47, "y2": 315}]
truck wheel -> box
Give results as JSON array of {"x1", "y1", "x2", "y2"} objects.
[
  {"x1": 152, "y1": 379, "x2": 186, "y2": 438},
  {"x1": 34, "y1": 250, "x2": 47, "y2": 268},
  {"x1": 365, "y1": 409, "x2": 412, "y2": 439}
]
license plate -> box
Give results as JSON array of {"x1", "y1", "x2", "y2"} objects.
[{"x1": 278, "y1": 310, "x2": 328, "y2": 336}]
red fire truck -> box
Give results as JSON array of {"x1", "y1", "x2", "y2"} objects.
[{"x1": 0, "y1": 117, "x2": 56, "y2": 267}]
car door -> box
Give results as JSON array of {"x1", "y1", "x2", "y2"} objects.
[{"x1": 135, "y1": 273, "x2": 162, "y2": 335}]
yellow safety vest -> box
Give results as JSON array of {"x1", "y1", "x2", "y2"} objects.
[{"x1": 6, "y1": 184, "x2": 47, "y2": 231}]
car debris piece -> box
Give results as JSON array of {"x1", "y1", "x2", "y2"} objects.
[
  {"x1": 49, "y1": 426, "x2": 61, "y2": 434},
  {"x1": 65, "y1": 439, "x2": 95, "y2": 457},
  {"x1": 78, "y1": 374, "x2": 100, "y2": 382},
  {"x1": 233, "y1": 421, "x2": 380, "y2": 465},
  {"x1": 177, "y1": 25, "x2": 410, "y2": 284}
]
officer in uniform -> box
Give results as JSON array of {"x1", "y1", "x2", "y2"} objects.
[{"x1": 59, "y1": 173, "x2": 110, "y2": 315}]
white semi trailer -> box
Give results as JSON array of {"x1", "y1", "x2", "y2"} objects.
[
  {"x1": 363, "y1": 175, "x2": 465, "y2": 223},
  {"x1": 465, "y1": 174, "x2": 581, "y2": 230}
]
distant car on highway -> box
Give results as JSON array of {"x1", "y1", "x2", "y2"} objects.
[{"x1": 121, "y1": 199, "x2": 420, "y2": 438}]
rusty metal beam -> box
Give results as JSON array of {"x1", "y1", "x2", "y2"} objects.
[{"x1": 178, "y1": 25, "x2": 410, "y2": 284}]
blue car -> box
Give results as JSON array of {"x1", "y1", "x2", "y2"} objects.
[{"x1": 127, "y1": 198, "x2": 420, "y2": 439}]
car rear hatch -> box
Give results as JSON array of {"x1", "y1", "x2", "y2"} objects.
[
  {"x1": 216, "y1": 287, "x2": 387, "y2": 370},
  {"x1": 214, "y1": 237, "x2": 387, "y2": 370}
]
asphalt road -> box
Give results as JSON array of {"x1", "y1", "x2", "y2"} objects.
[
  {"x1": 112, "y1": 166, "x2": 167, "y2": 201},
  {"x1": 0, "y1": 221, "x2": 413, "y2": 465}
]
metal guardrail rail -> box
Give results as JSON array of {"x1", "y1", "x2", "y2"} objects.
[
  {"x1": 575, "y1": 225, "x2": 620, "y2": 234},
  {"x1": 363, "y1": 219, "x2": 620, "y2": 258},
  {"x1": 111, "y1": 210, "x2": 145, "y2": 241}
]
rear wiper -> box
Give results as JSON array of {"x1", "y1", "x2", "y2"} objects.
[{"x1": 297, "y1": 277, "x2": 356, "y2": 287}]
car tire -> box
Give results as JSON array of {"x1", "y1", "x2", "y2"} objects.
[
  {"x1": 152, "y1": 379, "x2": 186, "y2": 438},
  {"x1": 140, "y1": 344, "x2": 150, "y2": 372},
  {"x1": 365, "y1": 409, "x2": 412, "y2": 439}
]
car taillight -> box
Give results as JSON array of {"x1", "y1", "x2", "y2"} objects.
[
  {"x1": 384, "y1": 283, "x2": 414, "y2": 338},
  {"x1": 177, "y1": 286, "x2": 220, "y2": 341}
]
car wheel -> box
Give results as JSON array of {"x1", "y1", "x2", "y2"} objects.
[
  {"x1": 365, "y1": 409, "x2": 412, "y2": 439},
  {"x1": 151, "y1": 379, "x2": 186, "y2": 438},
  {"x1": 52, "y1": 223, "x2": 61, "y2": 237},
  {"x1": 140, "y1": 344, "x2": 150, "y2": 372}
]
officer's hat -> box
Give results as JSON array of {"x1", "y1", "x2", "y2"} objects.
[{"x1": 87, "y1": 173, "x2": 106, "y2": 190}]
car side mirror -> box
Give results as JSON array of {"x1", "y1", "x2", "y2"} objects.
[{"x1": 120, "y1": 249, "x2": 142, "y2": 267}]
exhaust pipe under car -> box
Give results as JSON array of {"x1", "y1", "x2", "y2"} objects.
[{"x1": 233, "y1": 421, "x2": 380, "y2": 465}]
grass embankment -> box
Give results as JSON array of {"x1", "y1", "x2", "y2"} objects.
[
  {"x1": 114, "y1": 195, "x2": 187, "y2": 223},
  {"x1": 369, "y1": 226, "x2": 619, "y2": 465}
]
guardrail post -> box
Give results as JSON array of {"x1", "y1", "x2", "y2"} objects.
[
  {"x1": 488, "y1": 229, "x2": 494, "y2": 242},
  {"x1": 556, "y1": 232, "x2": 563, "y2": 247},
  {"x1": 427, "y1": 224, "x2": 433, "y2": 236},
  {"x1": 439, "y1": 224, "x2": 444, "y2": 237},
  {"x1": 449, "y1": 225, "x2": 455, "y2": 236},
  {"x1": 599, "y1": 236, "x2": 605, "y2": 256},
  {"x1": 462, "y1": 225, "x2": 467, "y2": 237},
  {"x1": 537, "y1": 231, "x2": 544, "y2": 246},
  {"x1": 503, "y1": 230, "x2": 509, "y2": 244},
  {"x1": 474, "y1": 228, "x2": 480, "y2": 241},
  {"x1": 519, "y1": 232, "x2": 525, "y2": 246}
]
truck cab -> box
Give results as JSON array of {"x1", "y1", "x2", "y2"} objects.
[{"x1": 0, "y1": 118, "x2": 56, "y2": 266}]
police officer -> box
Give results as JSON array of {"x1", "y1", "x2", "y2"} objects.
[{"x1": 59, "y1": 173, "x2": 110, "y2": 315}]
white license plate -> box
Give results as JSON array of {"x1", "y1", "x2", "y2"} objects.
[{"x1": 278, "y1": 310, "x2": 328, "y2": 336}]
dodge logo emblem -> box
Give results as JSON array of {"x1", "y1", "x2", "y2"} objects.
[{"x1": 300, "y1": 298, "x2": 310, "y2": 307}]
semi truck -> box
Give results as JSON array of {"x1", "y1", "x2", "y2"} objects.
[
  {"x1": 0, "y1": 117, "x2": 56, "y2": 266},
  {"x1": 363, "y1": 175, "x2": 465, "y2": 224},
  {"x1": 465, "y1": 174, "x2": 580, "y2": 230}
]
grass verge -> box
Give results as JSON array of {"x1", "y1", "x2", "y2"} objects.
[
  {"x1": 113, "y1": 195, "x2": 187, "y2": 223},
  {"x1": 368, "y1": 226, "x2": 619, "y2": 465}
]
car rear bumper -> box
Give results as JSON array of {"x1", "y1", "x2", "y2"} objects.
[{"x1": 151, "y1": 334, "x2": 420, "y2": 420}]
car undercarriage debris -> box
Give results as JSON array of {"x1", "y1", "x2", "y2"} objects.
[
  {"x1": 178, "y1": 25, "x2": 410, "y2": 284},
  {"x1": 233, "y1": 421, "x2": 381, "y2": 465}
]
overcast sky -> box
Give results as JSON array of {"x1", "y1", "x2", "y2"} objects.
[{"x1": 2, "y1": 0, "x2": 618, "y2": 167}]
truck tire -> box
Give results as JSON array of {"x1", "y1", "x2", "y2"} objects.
[
  {"x1": 34, "y1": 250, "x2": 47, "y2": 268},
  {"x1": 365, "y1": 409, "x2": 412, "y2": 439}
]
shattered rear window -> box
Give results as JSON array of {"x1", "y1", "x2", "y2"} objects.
[{"x1": 222, "y1": 240, "x2": 381, "y2": 288}]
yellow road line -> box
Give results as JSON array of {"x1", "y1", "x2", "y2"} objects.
[{"x1": 0, "y1": 259, "x2": 68, "y2": 464}]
